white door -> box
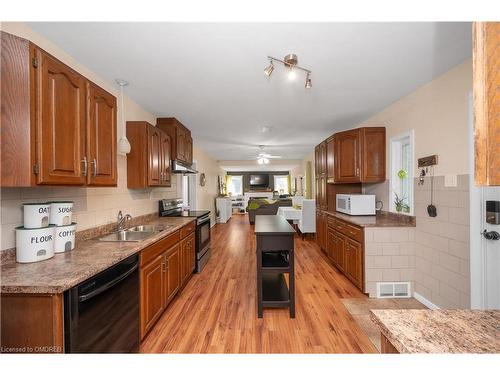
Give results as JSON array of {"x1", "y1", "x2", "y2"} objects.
[
  {"x1": 469, "y1": 92, "x2": 500, "y2": 309},
  {"x1": 482, "y1": 188, "x2": 500, "y2": 308}
]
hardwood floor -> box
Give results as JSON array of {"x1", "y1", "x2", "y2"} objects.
[{"x1": 140, "y1": 214, "x2": 377, "y2": 353}]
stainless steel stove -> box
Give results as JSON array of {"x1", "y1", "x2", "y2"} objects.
[{"x1": 159, "y1": 199, "x2": 211, "y2": 273}]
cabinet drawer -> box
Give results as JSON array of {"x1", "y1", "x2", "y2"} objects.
[
  {"x1": 327, "y1": 216, "x2": 336, "y2": 229},
  {"x1": 141, "y1": 231, "x2": 180, "y2": 266},
  {"x1": 257, "y1": 235, "x2": 294, "y2": 252},
  {"x1": 180, "y1": 221, "x2": 195, "y2": 238},
  {"x1": 334, "y1": 219, "x2": 363, "y2": 242}
]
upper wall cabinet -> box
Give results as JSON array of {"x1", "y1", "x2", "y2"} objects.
[
  {"x1": 156, "y1": 117, "x2": 193, "y2": 165},
  {"x1": 473, "y1": 22, "x2": 500, "y2": 186},
  {"x1": 0, "y1": 32, "x2": 117, "y2": 187},
  {"x1": 334, "y1": 127, "x2": 386, "y2": 184},
  {"x1": 126, "y1": 121, "x2": 171, "y2": 188}
]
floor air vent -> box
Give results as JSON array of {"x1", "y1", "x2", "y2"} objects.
[{"x1": 376, "y1": 282, "x2": 411, "y2": 298}]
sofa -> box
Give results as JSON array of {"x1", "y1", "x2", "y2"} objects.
[{"x1": 246, "y1": 198, "x2": 292, "y2": 224}]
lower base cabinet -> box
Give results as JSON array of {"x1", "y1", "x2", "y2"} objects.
[
  {"x1": 321, "y1": 211, "x2": 365, "y2": 292},
  {"x1": 140, "y1": 222, "x2": 195, "y2": 340}
]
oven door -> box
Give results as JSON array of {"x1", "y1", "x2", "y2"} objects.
[{"x1": 196, "y1": 215, "x2": 211, "y2": 257}]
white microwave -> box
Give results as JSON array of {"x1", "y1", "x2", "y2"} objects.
[{"x1": 336, "y1": 194, "x2": 376, "y2": 216}]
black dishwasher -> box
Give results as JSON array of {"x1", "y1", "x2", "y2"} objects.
[{"x1": 64, "y1": 254, "x2": 139, "y2": 353}]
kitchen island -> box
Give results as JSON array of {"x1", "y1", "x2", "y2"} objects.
[
  {"x1": 371, "y1": 309, "x2": 500, "y2": 353},
  {"x1": 255, "y1": 215, "x2": 296, "y2": 318}
]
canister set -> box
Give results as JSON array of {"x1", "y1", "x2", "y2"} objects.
[{"x1": 16, "y1": 202, "x2": 76, "y2": 263}]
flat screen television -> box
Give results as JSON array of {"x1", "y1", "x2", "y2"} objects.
[{"x1": 249, "y1": 174, "x2": 269, "y2": 188}]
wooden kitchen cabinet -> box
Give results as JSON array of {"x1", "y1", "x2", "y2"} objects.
[
  {"x1": 333, "y1": 127, "x2": 386, "y2": 184},
  {"x1": 140, "y1": 254, "x2": 165, "y2": 338},
  {"x1": 315, "y1": 211, "x2": 328, "y2": 252},
  {"x1": 473, "y1": 22, "x2": 500, "y2": 186},
  {"x1": 157, "y1": 117, "x2": 193, "y2": 164},
  {"x1": 126, "y1": 121, "x2": 172, "y2": 188},
  {"x1": 0, "y1": 31, "x2": 117, "y2": 187},
  {"x1": 345, "y1": 238, "x2": 363, "y2": 290},
  {"x1": 86, "y1": 82, "x2": 117, "y2": 186},
  {"x1": 326, "y1": 136, "x2": 335, "y2": 182},
  {"x1": 165, "y1": 245, "x2": 180, "y2": 304},
  {"x1": 180, "y1": 232, "x2": 196, "y2": 287}
]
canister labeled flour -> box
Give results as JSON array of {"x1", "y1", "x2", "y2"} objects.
[{"x1": 15, "y1": 225, "x2": 55, "y2": 263}]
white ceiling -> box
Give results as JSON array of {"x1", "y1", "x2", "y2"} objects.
[
  {"x1": 219, "y1": 159, "x2": 302, "y2": 172},
  {"x1": 28, "y1": 22, "x2": 471, "y2": 162}
]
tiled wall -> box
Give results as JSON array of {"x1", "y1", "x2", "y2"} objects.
[
  {"x1": 364, "y1": 227, "x2": 416, "y2": 297},
  {"x1": 413, "y1": 174, "x2": 470, "y2": 308},
  {"x1": 0, "y1": 155, "x2": 180, "y2": 251},
  {"x1": 364, "y1": 174, "x2": 470, "y2": 308}
]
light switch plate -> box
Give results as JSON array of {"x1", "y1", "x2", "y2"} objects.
[{"x1": 444, "y1": 174, "x2": 458, "y2": 187}]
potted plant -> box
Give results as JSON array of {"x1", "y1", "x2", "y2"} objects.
[{"x1": 394, "y1": 193, "x2": 407, "y2": 213}]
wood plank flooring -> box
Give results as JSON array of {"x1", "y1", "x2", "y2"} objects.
[{"x1": 140, "y1": 214, "x2": 377, "y2": 353}]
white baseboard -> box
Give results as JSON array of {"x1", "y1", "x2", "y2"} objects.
[{"x1": 413, "y1": 292, "x2": 440, "y2": 310}]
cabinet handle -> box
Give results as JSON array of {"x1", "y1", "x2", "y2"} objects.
[
  {"x1": 81, "y1": 157, "x2": 88, "y2": 176},
  {"x1": 356, "y1": 167, "x2": 360, "y2": 176},
  {"x1": 91, "y1": 158, "x2": 97, "y2": 176}
]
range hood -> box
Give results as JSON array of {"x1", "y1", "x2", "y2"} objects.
[{"x1": 172, "y1": 160, "x2": 198, "y2": 174}]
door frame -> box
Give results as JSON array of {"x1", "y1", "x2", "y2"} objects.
[{"x1": 469, "y1": 90, "x2": 487, "y2": 309}]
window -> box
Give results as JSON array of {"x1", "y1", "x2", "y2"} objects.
[
  {"x1": 227, "y1": 175, "x2": 243, "y2": 196},
  {"x1": 274, "y1": 175, "x2": 290, "y2": 195},
  {"x1": 390, "y1": 131, "x2": 414, "y2": 214},
  {"x1": 182, "y1": 175, "x2": 190, "y2": 207}
]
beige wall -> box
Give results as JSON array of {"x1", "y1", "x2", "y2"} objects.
[
  {"x1": 360, "y1": 61, "x2": 472, "y2": 308},
  {"x1": 363, "y1": 59, "x2": 472, "y2": 177},
  {"x1": 193, "y1": 147, "x2": 226, "y2": 224},
  {"x1": 0, "y1": 22, "x2": 180, "y2": 251}
]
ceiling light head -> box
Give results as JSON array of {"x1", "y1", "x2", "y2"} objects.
[
  {"x1": 257, "y1": 158, "x2": 264, "y2": 165},
  {"x1": 287, "y1": 69, "x2": 297, "y2": 81},
  {"x1": 263, "y1": 158, "x2": 270, "y2": 164},
  {"x1": 305, "y1": 73, "x2": 312, "y2": 89},
  {"x1": 264, "y1": 61, "x2": 274, "y2": 77},
  {"x1": 115, "y1": 79, "x2": 129, "y2": 87},
  {"x1": 260, "y1": 125, "x2": 272, "y2": 133},
  {"x1": 284, "y1": 53, "x2": 298, "y2": 68}
]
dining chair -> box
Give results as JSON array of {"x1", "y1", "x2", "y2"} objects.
[{"x1": 298, "y1": 199, "x2": 316, "y2": 239}]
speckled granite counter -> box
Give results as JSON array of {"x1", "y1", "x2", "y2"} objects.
[
  {"x1": 326, "y1": 211, "x2": 415, "y2": 228},
  {"x1": 0, "y1": 216, "x2": 195, "y2": 294},
  {"x1": 370, "y1": 309, "x2": 500, "y2": 353}
]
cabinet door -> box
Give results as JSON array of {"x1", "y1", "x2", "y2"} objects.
[
  {"x1": 188, "y1": 233, "x2": 196, "y2": 273},
  {"x1": 165, "y1": 245, "x2": 180, "y2": 304},
  {"x1": 177, "y1": 129, "x2": 186, "y2": 162},
  {"x1": 360, "y1": 127, "x2": 386, "y2": 183},
  {"x1": 473, "y1": 22, "x2": 500, "y2": 185},
  {"x1": 86, "y1": 82, "x2": 117, "y2": 186},
  {"x1": 314, "y1": 145, "x2": 320, "y2": 175},
  {"x1": 35, "y1": 49, "x2": 86, "y2": 185},
  {"x1": 327, "y1": 228, "x2": 336, "y2": 263},
  {"x1": 334, "y1": 231, "x2": 345, "y2": 272},
  {"x1": 326, "y1": 137, "x2": 335, "y2": 181},
  {"x1": 345, "y1": 238, "x2": 363, "y2": 289},
  {"x1": 318, "y1": 141, "x2": 327, "y2": 175},
  {"x1": 320, "y1": 175, "x2": 328, "y2": 210},
  {"x1": 147, "y1": 126, "x2": 161, "y2": 186},
  {"x1": 160, "y1": 132, "x2": 171, "y2": 187},
  {"x1": 335, "y1": 129, "x2": 360, "y2": 183},
  {"x1": 315, "y1": 177, "x2": 320, "y2": 207},
  {"x1": 185, "y1": 136, "x2": 193, "y2": 164},
  {"x1": 140, "y1": 255, "x2": 165, "y2": 338}
]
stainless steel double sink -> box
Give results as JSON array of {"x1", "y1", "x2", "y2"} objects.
[{"x1": 98, "y1": 224, "x2": 173, "y2": 242}]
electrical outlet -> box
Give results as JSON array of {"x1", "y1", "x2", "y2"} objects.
[{"x1": 444, "y1": 174, "x2": 457, "y2": 187}]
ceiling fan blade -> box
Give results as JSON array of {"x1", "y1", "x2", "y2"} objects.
[{"x1": 267, "y1": 155, "x2": 282, "y2": 159}]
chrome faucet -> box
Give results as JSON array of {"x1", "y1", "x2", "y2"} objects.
[{"x1": 117, "y1": 210, "x2": 132, "y2": 232}]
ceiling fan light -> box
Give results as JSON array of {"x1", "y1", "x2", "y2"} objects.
[
  {"x1": 264, "y1": 61, "x2": 274, "y2": 77},
  {"x1": 257, "y1": 158, "x2": 264, "y2": 165},
  {"x1": 305, "y1": 73, "x2": 312, "y2": 89},
  {"x1": 263, "y1": 158, "x2": 270, "y2": 164}
]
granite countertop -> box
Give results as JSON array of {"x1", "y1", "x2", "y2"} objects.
[
  {"x1": 0, "y1": 216, "x2": 195, "y2": 294},
  {"x1": 326, "y1": 211, "x2": 416, "y2": 228},
  {"x1": 370, "y1": 309, "x2": 500, "y2": 353}
]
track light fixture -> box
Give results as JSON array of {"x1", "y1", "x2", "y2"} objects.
[
  {"x1": 264, "y1": 53, "x2": 312, "y2": 89},
  {"x1": 264, "y1": 61, "x2": 274, "y2": 76}
]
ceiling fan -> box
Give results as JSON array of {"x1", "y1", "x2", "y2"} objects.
[{"x1": 255, "y1": 145, "x2": 282, "y2": 165}]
